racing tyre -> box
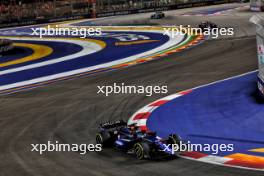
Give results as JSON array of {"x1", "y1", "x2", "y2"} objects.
[
  {"x1": 167, "y1": 134, "x2": 181, "y2": 146},
  {"x1": 96, "y1": 131, "x2": 113, "y2": 147},
  {"x1": 133, "y1": 142, "x2": 151, "y2": 160}
]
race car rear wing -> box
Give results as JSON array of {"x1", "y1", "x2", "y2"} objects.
[{"x1": 100, "y1": 120, "x2": 126, "y2": 129}]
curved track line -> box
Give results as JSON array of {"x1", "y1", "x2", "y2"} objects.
[
  {"x1": 0, "y1": 37, "x2": 104, "y2": 75},
  {"x1": 0, "y1": 43, "x2": 53, "y2": 67},
  {"x1": 0, "y1": 29, "x2": 191, "y2": 93}
]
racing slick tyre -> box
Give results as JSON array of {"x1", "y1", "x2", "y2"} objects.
[
  {"x1": 167, "y1": 134, "x2": 181, "y2": 146},
  {"x1": 133, "y1": 142, "x2": 151, "y2": 160},
  {"x1": 96, "y1": 131, "x2": 113, "y2": 147}
]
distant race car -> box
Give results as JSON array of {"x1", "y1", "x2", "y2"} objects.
[
  {"x1": 96, "y1": 120, "x2": 181, "y2": 160},
  {"x1": 198, "y1": 21, "x2": 218, "y2": 32},
  {"x1": 151, "y1": 11, "x2": 165, "y2": 19},
  {"x1": 0, "y1": 38, "x2": 14, "y2": 53}
]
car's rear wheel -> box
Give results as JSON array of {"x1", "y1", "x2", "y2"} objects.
[
  {"x1": 96, "y1": 131, "x2": 113, "y2": 147},
  {"x1": 96, "y1": 133, "x2": 103, "y2": 144}
]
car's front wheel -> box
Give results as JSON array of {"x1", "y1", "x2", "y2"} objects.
[
  {"x1": 133, "y1": 142, "x2": 151, "y2": 160},
  {"x1": 167, "y1": 134, "x2": 181, "y2": 146}
]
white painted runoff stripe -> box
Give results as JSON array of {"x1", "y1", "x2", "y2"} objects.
[
  {"x1": 127, "y1": 91, "x2": 187, "y2": 127},
  {"x1": 135, "y1": 119, "x2": 148, "y2": 127},
  {"x1": 0, "y1": 30, "x2": 188, "y2": 91},
  {"x1": 0, "y1": 29, "x2": 187, "y2": 77},
  {"x1": 135, "y1": 106, "x2": 157, "y2": 114},
  {"x1": 191, "y1": 70, "x2": 258, "y2": 91},
  {"x1": 197, "y1": 155, "x2": 232, "y2": 164},
  {"x1": 0, "y1": 37, "x2": 102, "y2": 75}
]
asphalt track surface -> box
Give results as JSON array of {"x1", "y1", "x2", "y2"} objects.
[{"x1": 0, "y1": 3, "x2": 263, "y2": 176}]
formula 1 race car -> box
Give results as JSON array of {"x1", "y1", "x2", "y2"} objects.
[
  {"x1": 0, "y1": 38, "x2": 14, "y2": 54},
  {"x1": 96, "y1": 120, "x2": 181, "y2": 160},
  {"x1": 198, "y1": 21, "x2": 218, "y2": 32},
  {"x1": 150, "y1": 11, "x2": 165, "y2": 19}
]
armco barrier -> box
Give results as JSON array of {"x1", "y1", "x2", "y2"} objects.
[{"x1": 250, "y1": 15, "x2": 264, "y2": 96}]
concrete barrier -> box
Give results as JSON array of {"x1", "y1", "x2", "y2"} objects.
[{"x1": 250, "y1": 15, "x2": 264, "y2": 96}]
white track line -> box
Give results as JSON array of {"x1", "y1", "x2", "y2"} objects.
[
  {"x1": 0, "y1": 29, "x2": 188, "y2": 91},
  {"x1": 0, "y1": 37, "x2": 102, "y2": 75}
]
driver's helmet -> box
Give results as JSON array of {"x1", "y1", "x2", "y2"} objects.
[{"x1": 128, "y1": 123, "x2": 139, "y2": 134}]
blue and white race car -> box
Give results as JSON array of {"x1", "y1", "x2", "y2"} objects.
[
  {"x1": 150, "y1": 12, "x2": 165, "y2": 19},
  {"x1": 96, "y1": 120, "x2": 181, "y2": 160}
]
